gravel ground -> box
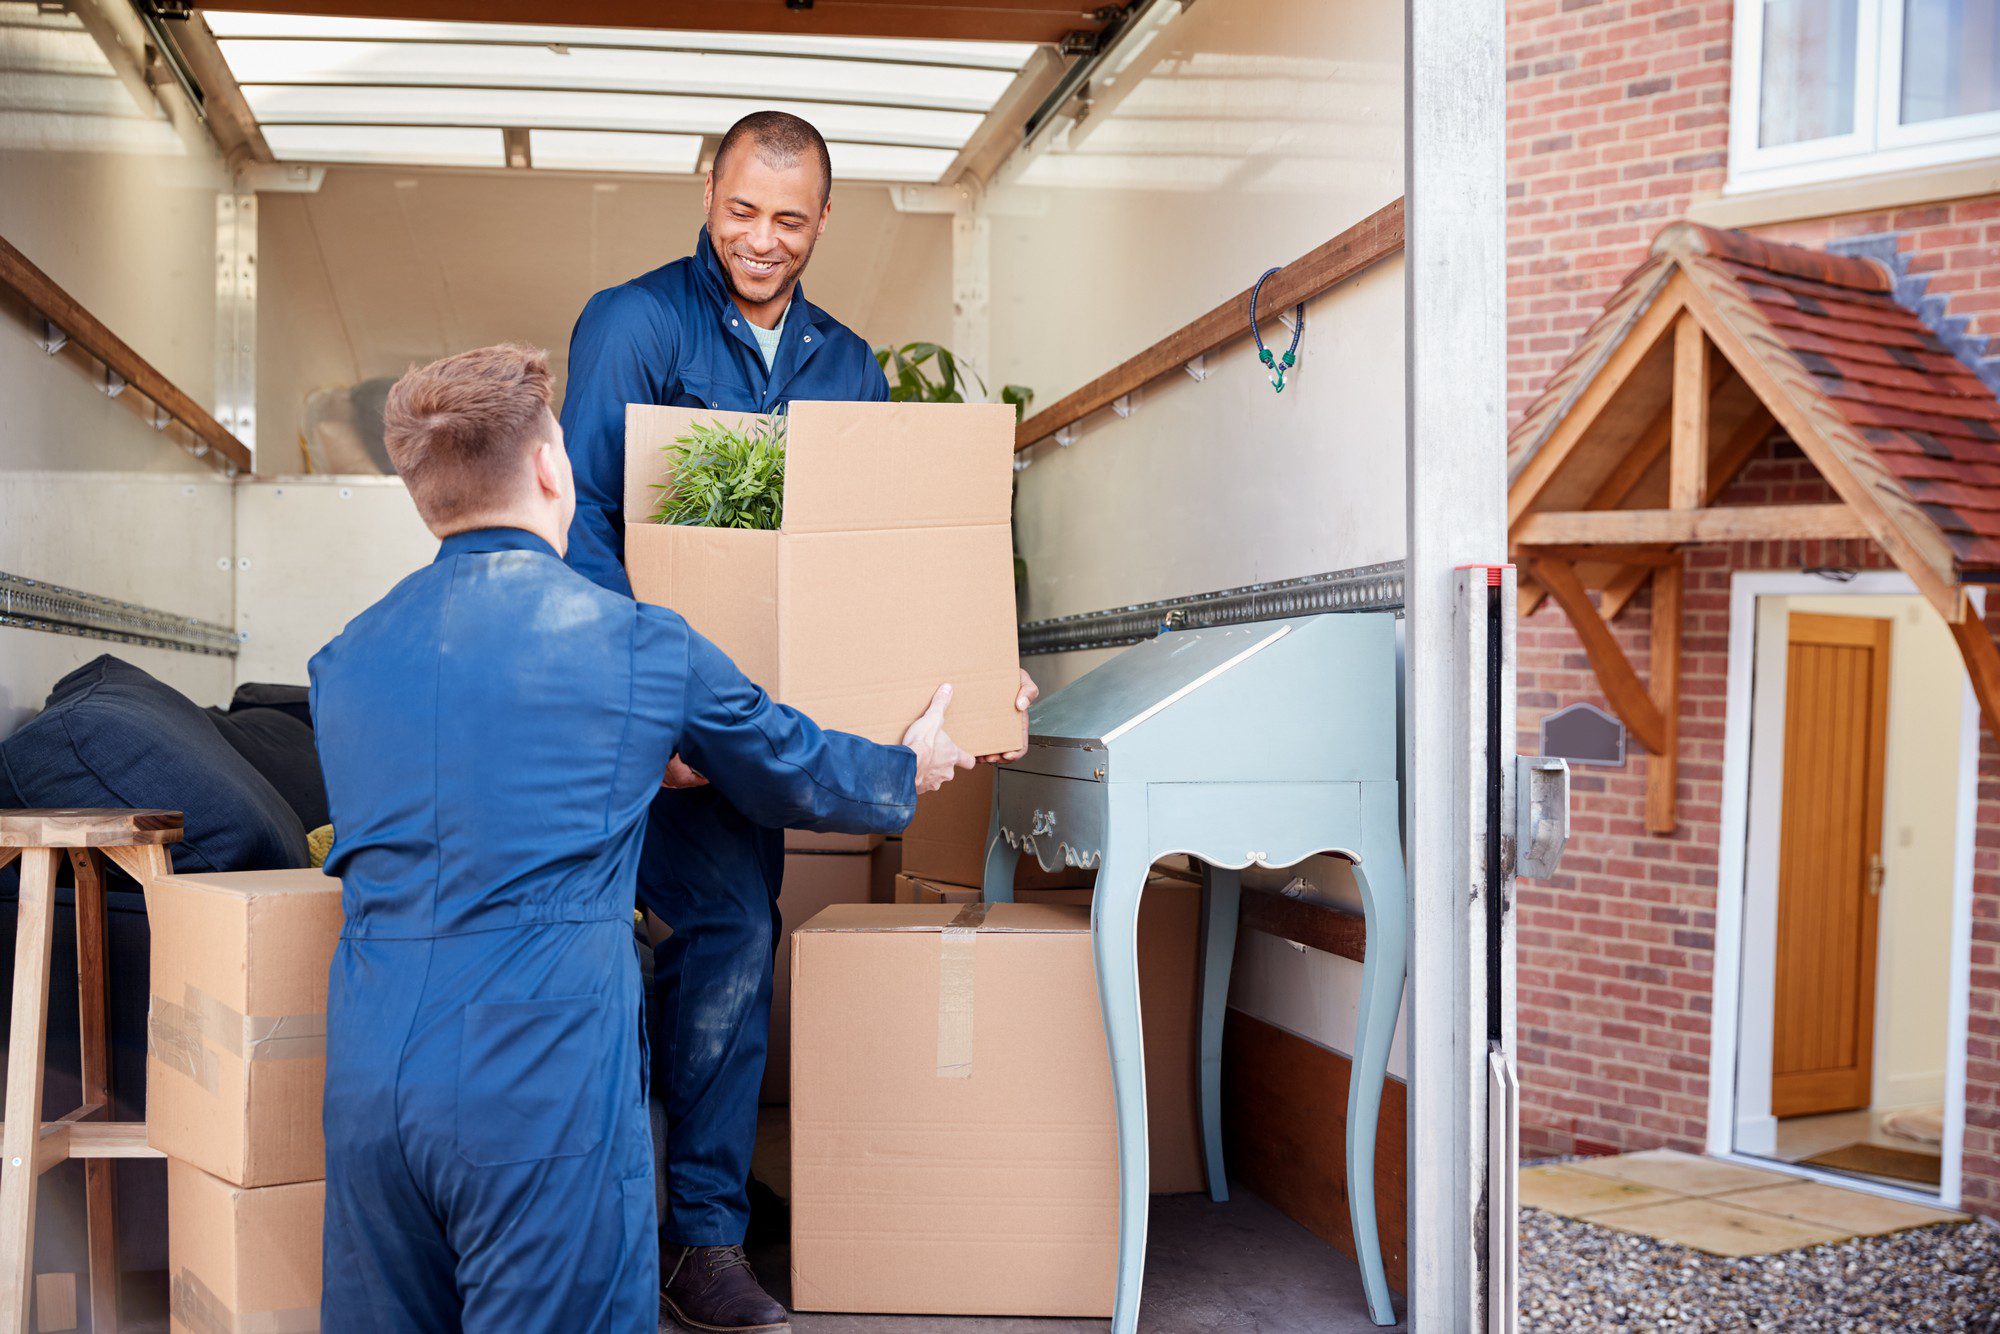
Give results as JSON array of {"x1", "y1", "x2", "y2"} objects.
[{"x1": 1520, "y1": 1206, "x2": 2000, "y2": 1332}]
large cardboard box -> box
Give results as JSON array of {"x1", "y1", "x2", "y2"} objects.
[
  {"x1": 900, "y1": 763, "x2": 1093, "y2": 891},
  {"x1": 623, "y1": 400, "x2": 1021, "y2": 755},
  {"x1": 167, "y1": 1158, "x2": 322, "y2": 1334},
  {"x1": 889, "y1": 872, "x2": 1207, "y2": 1194},
  {"x1": 147, "y1": 869, "x2": 342, "y2": 1188},
  {"x1": 762, "y1": 850, "x2": 874, "y2": 1104},
  {"x1": 790, "y1": 902, "x2": 1117, "y2": 1317}
]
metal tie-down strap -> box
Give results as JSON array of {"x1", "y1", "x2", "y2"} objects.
[
  {"x1": 1015, "y1": 560, "x2": 1406, "y2": 657},
  {"x1": 0, "y1": 571, "x2": 240, "y2": 657}
]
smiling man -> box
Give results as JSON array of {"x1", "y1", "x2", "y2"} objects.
[{"x1": 557, "y1": 110, "x2": 992, "y2": 1334}]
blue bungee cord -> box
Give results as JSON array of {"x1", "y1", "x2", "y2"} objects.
[{"x1": 1248, "y1": 266, "x2": 1304, "y2": 392}]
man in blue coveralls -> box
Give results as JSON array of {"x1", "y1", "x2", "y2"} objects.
[
  {"x1": 559, "y1": 110, "x2": 1035, "y2": 1330},
  {"x1": 311, "y1": 343, "x2": 974, "y2": 1330}
]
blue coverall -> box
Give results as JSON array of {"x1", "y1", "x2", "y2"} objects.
[
  {"x1": 558, "y1": 228, "x2": 890, "y2": 1245},
  {"x1": 311, "y1": 528, "x2": 916, "y2": 1329}
]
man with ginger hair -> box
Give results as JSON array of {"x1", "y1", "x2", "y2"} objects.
[{"x1": 308, "y1": 343, "x2": 971, "y2": 1329}]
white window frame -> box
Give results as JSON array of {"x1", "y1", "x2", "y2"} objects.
[{"x1": 1729, "y1": 0, "x2": 2000, "y2": 194}]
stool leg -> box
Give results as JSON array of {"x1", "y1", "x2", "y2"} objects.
[
  {"x1": 1348, "y1": 792, "x2": 1409, "y2": 1328},
  {"x1": 69, "y1": 850, "x2": 119, "y2": 1334},
  {"x1": 1, "y1": 849, "x2": 59, "y2": 1334},
  {"x1": 1196, "y1": 863, "x2": 1240, "y2": 1203},
  {"x1": 1090, "y1": 835, "x2": 1150, "y2": 1334}
]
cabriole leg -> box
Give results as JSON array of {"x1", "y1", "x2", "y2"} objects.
[
  {"x1": 1091, "y1": 842, "x2": 1151, "y2": 1334},
  {"x1": 1348, "y1": 803, "x2": 1410, "y2": 1327},
  {"x1": 1196, "y1": 862, "x2": 1241, "y2": 1203},
  {"x1": 979, "y1": 799, "x2": 1018, "y2": 903}
]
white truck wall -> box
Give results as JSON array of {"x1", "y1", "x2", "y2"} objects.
[
  {"x1": 1, "y1": 31, "x2": 235, "y2": 727},
  {"x1": 232, "y1": 476, "x2": 436, "y2": 688},
  {"x1": 258, "y1": 169, "x2": 958, "y2": 474},
  {"x1": 991, "y1": 0, "x2": 1406, "y2": 1071}
]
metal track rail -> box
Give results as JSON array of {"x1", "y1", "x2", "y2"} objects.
[
  {"x1": 0, "y1": 571, "x2": 240, "y2": 657},
  {"x1": 1016, "y1": 560, "x2": 1406, "y2": 656}
]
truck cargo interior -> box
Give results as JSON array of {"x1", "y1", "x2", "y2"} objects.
[{"x1": 0, "y1": 0, "x2": 1515, "y2": 1331}]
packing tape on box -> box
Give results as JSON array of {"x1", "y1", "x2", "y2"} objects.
[
  {"x1": 936, "y1": 901, "x2": 988, "y2": 1078},
  {"x1": 171, "y1": 1268, "x2": 319, "y2": 1334},
  {"x1": 149, "y1": 983, "x2": 328, "y2": 1091}
]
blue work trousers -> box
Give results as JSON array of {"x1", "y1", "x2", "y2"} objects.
[{"x1": 640, "y1": 785, "x2": 783, "y2": 1247}]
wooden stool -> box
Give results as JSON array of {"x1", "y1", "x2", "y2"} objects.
[{"x1": 2, "y1": 810, "x2": 179, "y2": 1334}]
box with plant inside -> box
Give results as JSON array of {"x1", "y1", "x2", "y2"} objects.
[{"x1": 622, "y1": 400, "x2": 1022, "y2": 755}]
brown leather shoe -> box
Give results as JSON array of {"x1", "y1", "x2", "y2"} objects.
[{"x1": 661, "y1": 1245, "x2": 789, "y2": 1332}]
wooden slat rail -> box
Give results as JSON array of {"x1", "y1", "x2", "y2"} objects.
[
  {"x1": 0, "y1": 234, "x2": 251, "y2": 475},
  {"x1": 1015, "y1": 196, "x2": 1407, "y2": 451},
  {"x1": 1239, "y1": 883, "x2": 1367, "y2": 964}
]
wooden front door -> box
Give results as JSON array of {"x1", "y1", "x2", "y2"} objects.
[{"x1": 1771, "y1": 611, "x2": 1891, "y2": 1119}]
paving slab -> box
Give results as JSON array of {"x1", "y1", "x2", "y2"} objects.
[
  {"x1": 1518, "y1": 1164, "x2": 1676, "y2": 1218},
  {"x1": 1566, "y1": 1147, "x2": 1792, "y2": 1197},
  {"x1": 1583, "y1": 1196, "x2": 1851, "y2": 1257},
  {"x1": 1716, "y1": 1180, "x2": 1968, "y2": 1238}
]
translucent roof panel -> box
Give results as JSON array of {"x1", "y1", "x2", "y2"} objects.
[
  {"x1": 260, "y1": 123, "x2": 504, "y2": 167},
  {"x1": 529, "y1": 128, "x2": 700, "y2": 173},
  {"x1": 207, "y1": 11, "x2": 1041, "y2": 181}
]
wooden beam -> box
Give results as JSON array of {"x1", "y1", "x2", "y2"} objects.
[
  {"x1": 1016, "y1": 198, "x2": 1405, "y2": 449},
  {"x1": 1508, "y1": 273, "x2": 1690, "y2": 526},
  {"x1": 1240, "y1": 885, "x2": 1366, "y2": 964},
  {"x1": 0, "y1": 235, "x2": 251, "y2": 474},
  {"x1": 1516, "y1": 502, "x2": 1870, "y2": 547},
  {"x1": 1669, "y1": 313, "x2": 1709, "y2": 509},
  {"x1": 1532, "y1": 544, "x2": 1681, "y2": 567},
  {"x1": 1645, "y1": 557, "x2": 1683, "y2": 833},
  {"x1": 189, "y1": 0, "x2": 1100, "y2": 43},
  {"x1": 1519, "y1": 555, "x2": 1668, "y2": 754},
  {"x1": 1949, "y1": 594, "x2": 2000, "y2": 743},
  {"x1": 1600, "y1": 406, "x2": 1777, "y2": 620}
]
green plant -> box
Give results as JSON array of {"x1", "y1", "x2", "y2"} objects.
[
  {"x1": 652, "y1": 417, "x2": 787, "y2": 530},
  {"x1": 874, "y1": 342, "x2": 1034, "y2": 423}
]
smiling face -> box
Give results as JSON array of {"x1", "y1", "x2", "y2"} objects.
[{"x1": 703, "y1": 141, "x2": 830, "y2": 328}]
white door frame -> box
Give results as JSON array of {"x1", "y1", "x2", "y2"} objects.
[{"x1": 1706, "y1": 570, "x2": 1979, "y2": 1208}]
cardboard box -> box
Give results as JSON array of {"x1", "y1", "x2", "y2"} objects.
[
  {"x1": 147, "y1": 869, "x2": 342, "y2": 1188},
  {"x1": 167, "y1": 1158, "x2": 322, "y2": 1334},
  {"x1": 784, "y1": 830, "x2": 883, "y2": 853},
  {"x1": 900, "y1": 763, "x2": 1093, "y2": 891},
  {"x1": 763, "y1": 851, "x2": 875, "y2": 1104},
  {"x1": 868, "y1": 837, "x2": 902, "y2": 905},
  {"x1": 790, "y1": 902, "x2": 1117, "y2": 1317},
  {"x1": 623, "y1": 400, "x2": 1021, "y2": 755},
  {"x1": 889, "y1": 872, "x2": 1207, "y2": 1194}
]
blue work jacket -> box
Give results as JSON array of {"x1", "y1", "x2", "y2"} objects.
[{"x1": 559, "y1": 228, "x2": 890, "y2": 596}]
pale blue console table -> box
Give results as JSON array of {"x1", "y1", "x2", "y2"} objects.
[{"x1": 982, "y1": 613, "x2": 1406, "y2": 1330}]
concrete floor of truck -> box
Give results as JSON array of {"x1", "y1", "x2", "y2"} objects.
[{"x1": 737, "y1": 1109, "x2": 1402, "y2": 1334}]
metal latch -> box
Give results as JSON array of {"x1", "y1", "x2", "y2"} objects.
[{"x1": 1514, "y1": 756, "x2": 1570, "y2": 880}]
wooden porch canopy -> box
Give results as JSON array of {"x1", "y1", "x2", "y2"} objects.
[{"x1": 1506, "y1": 221, "x2": 2000, "y2": 833}]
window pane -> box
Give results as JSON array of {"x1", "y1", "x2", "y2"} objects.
[
  {"x1": 1759, "y1": 0, "x2": 1860, "y2": 146},
  {"x1": 1902, "y1": 0, "x2": 2000, "y2": 124}
]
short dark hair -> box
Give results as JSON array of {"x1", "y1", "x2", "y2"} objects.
[
  {"x1": 713, "y1": 110, "x2": 832, "y2": 205},
  {"x1": 382, "y1": 344, "x2": 554, "y2": 527}
]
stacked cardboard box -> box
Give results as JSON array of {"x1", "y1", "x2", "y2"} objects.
[{"x1": 148, "y1": 869, "x2": 342, "y2": 1334}]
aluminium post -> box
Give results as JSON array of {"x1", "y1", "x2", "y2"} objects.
[{"x1": 1405, "y1": 0, "x2": 1508, "y2": 1327}]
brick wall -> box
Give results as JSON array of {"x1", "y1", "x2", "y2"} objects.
[{"x1": 1507, "y1": 0, "x2": 2000, "y2": 1216}]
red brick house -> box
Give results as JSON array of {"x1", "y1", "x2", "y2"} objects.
[{"x1": 1506, "y1": 0, "x2": 2000, "y2": 1219}]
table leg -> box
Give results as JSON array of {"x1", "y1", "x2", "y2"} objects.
[
  {"x1": 1348, "y1": 792, "x2": 1409, "y2": 1327},
  {"x1": 69, "y1": 849, "x2": 119, "y2": 1334},
  {"x1": 1090, "y1": 834, "x2": 1151, "y2": 1334},
  {"x1": 979, "y1": 802, "x2": 1018, "y2": 904},
  {"x1": 1, "y1": 849, "x2": 59, "y2": 1334},
  {"x1": 1196, "y1": 863, "x2": 1240, "y2": 1203}
]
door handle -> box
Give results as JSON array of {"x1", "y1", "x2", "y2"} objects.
[{"x1": 1868, "y1": 853, "x2": 1885, "y2": 897}]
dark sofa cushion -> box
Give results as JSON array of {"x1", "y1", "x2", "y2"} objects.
[
  {"x1": 0, "y1": 656, "x2": 308, "y2": 874},
  {"x1": 205, "y1": 705, "x2": 329, "y2": 832},
  {"x1": 228, "y1": 682, "x2": 313, "y2": 730}
]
